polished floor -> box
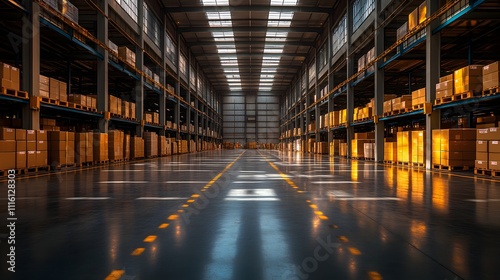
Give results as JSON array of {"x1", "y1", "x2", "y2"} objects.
[{"x1": 1, "y1": 150, "x2": 500, "y2": 280}]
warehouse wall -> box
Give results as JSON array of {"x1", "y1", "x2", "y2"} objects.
[{"x1": 222, "y1": 93, "x2": 280, "y2": 145}]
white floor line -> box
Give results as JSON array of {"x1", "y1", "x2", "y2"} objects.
[
  {"x1": 224, "y1": 198, "x2": 280, "y2": 201},
  {"x1": 65, "y1": 197, "x2": 110, "y2": 200},
  {"x1": 98, "y1": 181, "x2": 149, "y2": 184},
  {"x1": 311, "y1": 181, "x2": 360, "y2": 184},
  {"x1": 136, "y1": 197, "x2": 189, "y2": 200},
  {"x1": 101, "y1": 170, "x2": 214, "y2": 172},
  {"x1": 233, "y1": 181, "x2": 266, "y2": 183},
  {"x1": 465, "y1": 199, "x2": 500, "y2": 203},
  {"x1": 165, "y1": 181, "x2": 207, "y2": 184}
]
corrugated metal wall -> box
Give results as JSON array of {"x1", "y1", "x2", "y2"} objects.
[{"x1": 222, "y1": 93, "x2": 280, "y2": 145}]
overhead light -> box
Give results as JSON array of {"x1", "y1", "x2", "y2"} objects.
[
  {"x1": 270, "y1": 0, "x2": 298, "y2": 6},
  {"x1": 201, "y1": 0, "x2": 229, "y2": 6}
]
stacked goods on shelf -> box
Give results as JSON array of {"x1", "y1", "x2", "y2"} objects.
[
  {"x1": 159, "y1": 136, "x2": 167, "y2": 156},
  {"x1": 339, "y1": 109, "x2": 347, "y2": 125},
  {"x1": 411, "y1": 131, "x2": 425, "y2": 165},
  {"x1": 364, "y1": 143, "x2": 375, "y2": 159},
  {"x1": 339, "y1": 142, "x2": 347, "y2": 157},
  {"x1": 108, "y1": 40, "x2": 119, "y2": 60},
  {"x1": 330, "y1": 111, "x2": 339, "y2": 126},
  {"x1": 93, "y1": 133, "x2": 109, "y2": 162},
  {"x1": 40, "y1": 75, "x2": 50, "y2": 98},
  {"x1": 483, "y1": 61, "x2": 499, "y2": 91},
  {"x1": 109, "y1": 95, "x2": 122, "y2": 115},
  {"x1": 36, "y1": 130, "x2": 48, "y2": 167},
  {"x1": 75, "y1": 133, "x2": 86, "y2": 164},
  {"x1": 307, "y1": 139, "x2": 315, "y2": 153},
  {"x1": 123, "y1": 134, "x2": 130, "y2": 160},
  {"x1": 432, "y1": 129, "x2": 476, "y2": 168},
  {"x1": 178, "y1": 140, "x2": 188, "y2": 154},
  {"x1": 392, "y1": 95, "x2": 412, "y2": 113},
  {"x1": 60, "y1": 0, "x2": 79, "y2": 23},
  {"x1": 118, "y1": 46, "x2": 136, "y2": 65},
  {"x1": 144, "y1": 132, "x2": 158, "y2": 158},
  {"x1": 384, "y1": 140, "x2": 397, "y2": 162},
  {"x1": 435, "y1": 74, "x2": 454, "y2": 100},
  {"x1": 0, "y1": 128, "x2": 16, "y2": 170},
  {"x1": 454, "y1": 65, "x2": 483, "y2": 95},
  {"x1": 0, "y1": 62, "x2": 20, "y2": 91},
  {"x1": 329, "y1": 139, "x2": 342, "y2": 156},
  {"x1": 26, "y1": 130, "x2": 37, "y2": 168},
  {"x1": 351, "y1": 132, "x2": 375, "y2": 158},
  {"x1": 354, "y1": 105, "x2": 372, "y2": 121},
  {"x1": 48, "y1": 131, "x2": 75, "y2": 166},
  {"x1": 167, "y1": 84, "x2": 175, "y2": 93},
  {"x1": 475, "y1": 128, "x2": 500, "y2": 171},
  {"x1": 190, "y1": 124, "x2": 195, "y2": 133},
  {"x1": 396, "y1": 131, "x2": 411, "y2": 163},
  {"x1": 49, "y1": 78, "x2": 67, "y2": 102},
  {"x1": 108, "y1": 130, "x2": 124, "y2": 161},
  {"x1": 144, "y1": 112, "x2": 153, "y2": 123},
  {"x1": 248, "y1": 142, "x2": 257, "y2": 149},
  {"x1": 121, "y1": 101, "x2": 130, "y2": 118},
  {"x1": 316, "y1": 142, "x2": 328, "y2": 154},
  {"x1": 366, "y1": 47, "x2": 375, "y2": 72},
  {"x1": 129, "y1": 101, "x2": 136, "y2": 119},
  {"x1": 408, "y1": 2, "x2": 426, "y2": 30},
  {"x1": 15, "y1": 130, "x2": 27, "y2": 169},
  {"x1": 41, "y1": 118, "x2": 59, "y2": 131},
  {"x1": 307, "y1": 121, "x2": 316, "y2": 132},
  {"x1": 86, "y1": 95, "x2": 98, "y2": 109},
  {"x1": 68, "y1": 94, "x2": 86, "y2": 106},
  {"x1": 476, "y1": 115, "x2": 499, "y2": 129},
  {"x1": 131, "y1": 136, "x2": 144, "y2": 158},
  {"x1": 412, "y1": 88, "x2": 426, "y2": 108},
  {"x1": 190, "y1": 140, "x2": 196, "y2": 153},
  {"x1": 383, "y1": 100, "x2": 392, "y2": 115},
  {"x1": 357, "y1": 54, "x2": 365, "y2": 79}
]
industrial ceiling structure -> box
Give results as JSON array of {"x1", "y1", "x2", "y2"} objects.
[{"x1": 163, "y1": 0, "x2": 335, "y2": 95}]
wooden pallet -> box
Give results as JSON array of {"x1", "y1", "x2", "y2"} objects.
[
  {"x1": 66, "y1": 101, "x2": 83, "y2": 110},
  {"x1": 452, "y1": 91, "x2": 474, "y2": 101},
  {"x1": 0, "y1": 166, "x2": 52, "y2": 176},
  {"x1": 383, "y1": 160, "x2": 396, "y2": 164},
  {"x1": 474, "y1": 168, "x2": 500, "y2": 177},
  {"x1": 434, "y1": 96, "x2": 453, "y2": 105},
  {"x1": 109, "y1": 158, "x2": 125, "y2": 163},
  {"x1": 411, "y1": 162, "x2": 425, "y2": 167},
  {"x1": 483, "y1": 86, "x2": 499, "y2": 96},
  {"x1": 392, "y1": 108, "x2": 412, "y2": 115},
  {"x1": 93, "y1": 160, "x2": 109, "y2": 165},
  {"x1": 58, "y1": 100, "x2": 68, "y2": 107},
  {"x1": 75, "y1": 162, "x2": 93, "y2": 167},
  {"x1": 52, "y1": 163, "x2": 76, "y2": 169},
  {"x1": 412, "y1": 103, "x2": 424, "y2": 110},
  {"x1": 397, "y1": 162, "x2": 411, "y2": 166},
  {"x1": 0, "y1": 87, "x2": 28, "y2": 99},
  {"x1": 41, "y1": 97, "x2": 59, "y2": 105},
  {"x1": 433, "y1": 164, "x2": 470, "y2": 171},
  {"x1": 354, "y1": 118, "x2": 371, "y2": 123}
]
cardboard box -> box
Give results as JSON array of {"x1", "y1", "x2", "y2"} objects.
[
  {"x1": 475, "y1": 160, "x2": 488, "y2": 169},
  {"x1": 85, "y1": 132, "x2": 93, "y2": 162},
  {"x1": 26, "y1": 130, "x2": 36, "y2": 141},
  {"x1": 93, "y1": 133, "x2": 109, "y2": 161},
  {"x1": 489, "y1": 141, "x2": 500, "y2": 153},
  {"x1": 48, "y1": 131, "x2": 67, "y2": 141},
  {"x1": 454, "y1": 65, "x2": 483, "y2": 94},
  {"x1": 418, "y1": 2, "x2": 427, "y2": 24},
  {"x1": 15, "y1": 129, "x2": 26, "y2": 140},
  {"x1": 0, "y1": 62, "x2": 11, "y2": 80},
  {"x1": 36, "y1": 151, "x2": 48, "y2": 167},
  {"x1": 27, "y1": 141, "x2": 36, "y2": 151},
  {"x1": 0, "y1": 127, "x2": 16, "y2": 140},
  {"x1": 118, "y1": 46, "x2": 136, "y2": 65},
  {"x1": 397, "y1": 22, "x2": 407, "y2": 40},
  {"x1": 483, "y1": 61, "x2": 499, "y2": 75},
  {"x1": 49, "y1": 78, "x2": 60, "y2": 100},
  {"x1": 68, "y1": 94, "x2": 87, "y2": 106},
  {"x1": 16, "y1": 151, "x2": 26, "y2": 169},
  {"x1": 10, "y1": 66, "x2": 20, "y2": 91},
  {"x1": 408, "y1": 7, "x2": 418, "y2": 30},
  {"x1": 490, "y1": 160, "x2": 500, "y2": 171},
  {"x1": 37, "y1": 140, "x2": 48, "y2": 151},
  {"x1": 41, "y1": 118, "x2": 56, "y2": 126},
  {"x1": 476, "y1": 140, "x2": 488, "y2": 153},
  {"x1": 27, "y1": 150, "x2": 36, "y2": 168},
  {"x1": 0, "y1": 140, "x2": 16, "y2": 152},
  {"x1": 0, "y1": 79, "x2": 12, "y2": 89},
  {"x1": 59, "y1": 82, "x2": 67, "y2": 102},
  {"x1": 0, "y1": 152, "x2": 15, "y2": 170}
]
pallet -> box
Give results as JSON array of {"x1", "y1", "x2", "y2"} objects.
[
  {"x1": 483, "y1": 86, "x2": 499, "y2": 96},
  {"x1": 452, "y1": 91, "x2": 475, "y2": 101},
  {"x1": 383, "y1": 160, "x2": 396, "y2": 164},
  {"x1": 433, "y1": 164, "x2": 470, "y2": 171},
  {"x1": 75, "y1": 162, "x2": 93, "y2": 168},
  {"x1": 392, "y1": 108, "x2": 412, "y2": 115},
  {"x1": 51, "y1": 163, "x2": 76, "y2": 169},
  {"x1": 0, "y1": 87, "x2": 28, "y2": 99},
  {"x1": 93, "y1": 160, "x2": 109, "y2": 165},
  {"x1": 412, "y1": 103, "x2": 424, "y2": 110},
  {"x1": 109, "y1": 158, "x2": 125, "y2": 163},
  {"x1": 66, "y1": 101, "x2": 83, "y2": 110},
  {"x1": 411, "y1": 162, "x2": 425, "y2": 167},
  {"x1": 474, "y1": 168, "x2": 500, "y2": 177},
  {"x1": 41, "y1": 97, "x2": 59, "y2": 105},
  {"x1": 58, "y1": 100, "x2": 68, "y2": 107},
  {"x1": 397, "y1": 162, "x2": 411, "y2": 166},
  {"x1": 434, "y1": 96, "x2": 453, "y2": 105},
  {"x1": 354, "y1": 118, "x2": 371, "y2": 123}
]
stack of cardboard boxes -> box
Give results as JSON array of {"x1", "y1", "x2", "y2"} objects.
[
  {"x1": 411, "y1": 131, "x2": 425, "y2": 165},
  {"x1": 124, "y1": 134, "x2": 130, "y2": 160},
  {"x1": 363, "y1": 143, "x2": 375, "y2": 159},
  {"x1": 329, "y1": 139, "x2": 342, "y2": 156},
  {"x1": 48, "y1": 131, "x2": 75, "y2": 166},
  {"x1": 351, "y1": 132, "x2": 375, "y2": 158},
  {"x1": 412, "y1": 88, "x2": 426, "y2": 107},
  {"x1": 118, "y1": 46, "x2": 136, "y2": 65},
  {"x1": 316, "y1": 142, "x2": 328, "y2": 154},
  {"x1": 93, "y1": 133, "x2": 108, "y2": 162},
  {"x1": 384, "y1": 140, "x2": 397, "y2": 162},
  {"x1": 36, "y1": 130, "x2": 48, "y2": 168},
  {"x1": 131, "y1": 136, "x2": 144, "y2": 159},
  {"x1": 190, "y1": 140, "x2": 196, "y2": 153},
  {"x1": 40, "y1": 75, "x2": 50, "y2": 98},
  {"x1": 178, "y1": 140, "x2": 188, "y2": 154},
  {"x1": 392, "y1": 95, "x2": 412, "y2": 112},
  {"x1": 158, "y1": 136, "x2": 167, "y2": 156},
  {"x1": 339, "y1": 142, "x2": 347, "y2": 157},
  {"x1": 454, "y1": 65, "x2": 483, "y2": 94},
  {"x1": 109, "y1": 95, "x2": 122, "y2": 115},
  {"x1": 0, "y1": 128, "x2": 16, "y2": 170},
  {"x1": 75, "y1": 133, "x2": 89, "y2": 164},
  {"x1": 475, "y1": 128, "x2": 500, "y2": 171},
  {"x1": 108, "y1": 130, "x2": 124, "y2": 161},
  {"x1": 49, "y1": 78, "x2": 68, "y2": 102},
  {"x1": 483, "y1": 61, "x2": 499, "y2": 90},
  {"x1": 433, "y1": 129, "x2": 476, "y2": 168},
  {"x1": 435, "y1": 74, "x2": 454, "y2": 100},
  {"x1": 144, "y1": 132, "x2": 158, "y2": 158},
  {"x1": 0, "y1": 62, "x2": 20, "y2": 91},
  {"x1": 408, "y1": 2, "x2": 426, "y2": 30},
  {"x1": 397, "y1": 131, "x2": 411, "y2": 163}
]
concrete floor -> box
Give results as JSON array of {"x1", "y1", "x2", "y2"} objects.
[{"x1": 1, "y1": 150, "x2": 500, "y2": 280}]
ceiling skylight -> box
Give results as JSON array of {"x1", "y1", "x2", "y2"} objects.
[
  {"x1": 201, "y1": 0, "x2": 229, "y2": 6},
  {"x1": 270, "y1": 0, "x2": 298, "y2": 5}
]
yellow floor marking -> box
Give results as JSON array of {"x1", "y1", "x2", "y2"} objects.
[
  {"x1": 368, "y1": 271, "x2": 383, "y2": 280},
  {"x1": 306, "y1": 200, "x2": 311, "y2": 203},
  {"x1": 131, "y1": 248, "x2": 145, "y2": 256},
  {"x1": 158, "y1": 223, "x2": 169, "y2": 229},
  {"x1": 143, "y1": 235, "x2": 157, "y2": 243},
  {"x1": 348, "y1": 247, "x2": 362, "y2": 255},
  {"x1": 105, "y1": 270, "x2": 125, "y2": 280},
  {"x1": 309, "y1": 204, "x2": 318, "y2": 209},
  {"x1": 319, "y1": 215, "x2": 329, "y2": 220},
  {"x1": 191, "y1": 194, "x2": 200, "y2": 198},
  {"x1": 314, "y1": 211, "x2": 324, "y2": 215},
  {"x1": 177, "y1": 209, "x2": 184, "y2": 213},
  {"x1": 167, "y1": 214, "x2": 179, "y2": 220},
  {"x1": 182, "y1": 204, "x2": 189, "y2": 208},
  {"x1": 338, "y1": 236, "x2": 349, "y2": 242},
  {"x1": 187, "y1": 199, "x2": 195, "y2": 203}
]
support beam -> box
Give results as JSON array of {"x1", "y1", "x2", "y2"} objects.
[
  {"x1": 188, "y1": 40, "x2": 315, "y2": 47},
  {"x1": 194, "y1": 53, "x2": 308, "y2": 58},
  {"x1": 22, "y1": 0, "x2": 41, "y2": 130},
  {"x1": 165, "y1": 6, "x2": 332, "y2": 14},
  {"x1": 178, "y1": 26, "x2": 323, "y2": 34},
  {"x1": 346, "y1": 0, "x2": 354, "y2": 159},
  {"x1": 425, "y1": 0, "x2": 441, "y2": 170},
  {"x1": 97, "y1": 0, "x2": 109, "y2": 133},
  {"x1": 135, "y1": 0, "x2": 145, "y2": 137},
  {"x1": 374, "y1": 0, "x2": 385, "y2": 162}
]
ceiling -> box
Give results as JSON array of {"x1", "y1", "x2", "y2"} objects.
[{"x1": 162, "y1": 0, "x2": 337, "y2": 95}]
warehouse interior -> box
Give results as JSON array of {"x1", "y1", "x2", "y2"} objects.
[{"x1": 1, "y1": 0, "x2": 500, "y2": 279}]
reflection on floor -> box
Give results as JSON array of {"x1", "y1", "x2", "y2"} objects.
[{"x1": 0, "y1": 150, "x2": 499, "y2": 280}]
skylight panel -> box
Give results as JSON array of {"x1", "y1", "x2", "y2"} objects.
[
  {"x1": 264, "y1": 48, "x2": 284, "y2": 53},
  {"x1": 259, "y1": 86, "x2": 272, "y2": 91},
  {"x1": 224, "y1": 68, "x2": 239, "y2": 73},
  {"x1": 270, "y1": 0, "x2": 298, "y2": 5},
  {"x1": 260, "y1": 74, "x2": 275, "y2": 79},
  {"x1": 225, "y1": 74, "x2": 241, "y2": 79},
  {"x1": 201, "y1": 0, "x2": 229, "y2": 6},
  {"x1": 261, "y1": 68, "x2": 278, "y2": 72},
  {"x1": 209, "y1": 21, "x2": 233, "y2": 27},
  {"x1": 206, "y1": 12, "x2": 231, "y2": 20},
  {"x1": 217, "y1": 48, "x2": 237, "y2": 53}
]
